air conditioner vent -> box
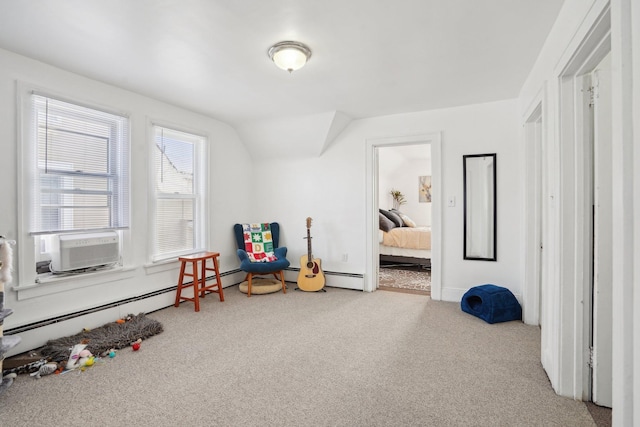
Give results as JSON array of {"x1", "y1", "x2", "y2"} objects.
[{"x1": 50, "y1": 231, "x2": 120, "y2": 273}]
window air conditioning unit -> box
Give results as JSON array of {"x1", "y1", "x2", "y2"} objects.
[{"x1": 50, "y1": 231, "x2": 120, "y2": 273}]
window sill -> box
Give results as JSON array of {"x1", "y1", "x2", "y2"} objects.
[
  {"x1": 143, "y1": 258, "x2": 180, "y2": 275},
  {"x1": 143, "y1": 248, "x2": 209, "y2": 275},
  {"x1": 13, "y1": 265, "x2": 137, "y2": 301}
]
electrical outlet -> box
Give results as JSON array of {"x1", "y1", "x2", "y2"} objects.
[{"x1": 448, "y1": 196, "x2": 456, "y2": 207}]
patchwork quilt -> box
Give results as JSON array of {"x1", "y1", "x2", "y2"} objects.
[{"x1": 242, "y1": 223, "x2": 277, "y2": 262}]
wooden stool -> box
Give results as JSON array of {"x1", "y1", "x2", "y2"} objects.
[{"x1": 175, "y1": 252, "x2": 224, "y2": 312}]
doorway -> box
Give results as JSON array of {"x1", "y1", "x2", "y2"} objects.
[
  {"x1": 365, "y1": 133, "x2": 442, "y2": 298},
  {"x1": 377, "y1": 144, "x2": 432, "y2": 295}
]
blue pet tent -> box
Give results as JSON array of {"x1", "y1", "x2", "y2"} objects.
[{"x1": 461, "y1": 284, "x2": 522, "y2": 324}]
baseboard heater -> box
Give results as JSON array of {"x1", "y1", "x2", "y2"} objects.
[{"x1": 4, "y1": 270, "x2": 239, "y2": 336}]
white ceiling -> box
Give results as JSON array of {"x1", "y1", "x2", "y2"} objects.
[{"x1": 0, "y1": 0, "x2": 564, "y2": 155}]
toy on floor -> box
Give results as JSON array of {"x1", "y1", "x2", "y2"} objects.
[
  {"x1": 78, "y1": 348, "x2": 94, "y2": 366},
  {"x1": 30, "y1": 362, "x2": 58, "y2": 379},
  {"x1": 116, "y1": 315, "x2": 132, "y2": 325},
  {"x1": 65, "y1": 344, "x2": 96, "y2": 370},
  {"x1": 99, "y1": 348, "x2": 117, "y2": 358},
  {"x1": 66, "y1": 343, "x2": 87, "y2": 370},
  {"x1": 131, "y1": 338, "x2": 142, "y2": 351}
]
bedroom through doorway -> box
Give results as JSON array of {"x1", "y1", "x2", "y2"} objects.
[{"x1": 377, "y1": 143, "x2": 432, "y2": 295}]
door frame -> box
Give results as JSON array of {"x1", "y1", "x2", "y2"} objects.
[
  {"x1": 523, "y1": 88, "x2": 546, "y2": 327},
  {"x1": 555, "y1": 4, "x2": 611, "y2": 400},
  {"x1": 365, "y1": 132, "x2": 442, "y2": 297}
]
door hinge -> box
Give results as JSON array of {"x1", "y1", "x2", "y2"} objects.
[
  {"x1": 588, "y1": 346, "x2": 594, "y2": 368},
  {"x1": 587, "y1": 84, "x2": 599, "y2": 108}
]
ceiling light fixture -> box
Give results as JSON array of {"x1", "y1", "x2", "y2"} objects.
[{"x1": 268, "y1": 41, "x2": 312, "y2": 73}]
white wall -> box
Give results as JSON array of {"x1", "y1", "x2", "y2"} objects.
[
  {"x1": 0, "y1": 47, "x2": 252, "y2": 355},
  {"x1": 254, "y1": 99, "x2": 522, "y2": 302},
  {"x1": 378, "y1": 145, "x2": 432, "y2": 227}
]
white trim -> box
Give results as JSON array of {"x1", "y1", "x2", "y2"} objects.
[
  {"x1": 365, "y1": 132, "x2": 442, "y2": 298},
  {"x1": 522, "y1": 84, "x2": 545, "y2": 327},
  {"x1": 553, "y1": 3, "x2": 611, "y2": 401},
  {"x1": 13, "y1": 266, "x2": 136, "y2": 300},
  {"x1": 146, "y1": 118, "x2": 210, "y2": 263},
  {"x1": 611, "y1": 0, "x2": 640, "y2": 424}
]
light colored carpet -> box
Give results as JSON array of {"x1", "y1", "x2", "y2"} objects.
[
  {"x1": 379, "y1": 267, "x2": 431, "y2": 293},
  {"x1": 0, "y1": 286, "x2": 596, "y2": 426}
]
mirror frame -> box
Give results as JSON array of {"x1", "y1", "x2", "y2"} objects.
[{"x1": 463, "y1": 153, "x2": 497, "y2": 261}]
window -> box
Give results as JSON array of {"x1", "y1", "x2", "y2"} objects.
[
  {"x1": 151, "y1": 125, "x2": 206, "y2": 261},
  {"x1": 29, "y1": 94, "x2": 130, "y2": 235}
]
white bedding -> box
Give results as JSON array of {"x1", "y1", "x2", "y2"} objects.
[
  {"x1": 379, "y1": 227, "x2": 431, "y2": 260},
  {"x1": 379, "y1": 243, "x2": 431, "y2": 259},
  {"x1": 380, "y1": 226, "x2": 431, "y2": 250}
]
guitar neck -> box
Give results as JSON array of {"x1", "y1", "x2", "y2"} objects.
[{"x1": 306, "y1": 228, "x2": 312, "y2": 259}]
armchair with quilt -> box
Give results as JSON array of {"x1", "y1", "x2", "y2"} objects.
[{"x1": 233, "y1": 222, "x2": 290, "y2": 297}]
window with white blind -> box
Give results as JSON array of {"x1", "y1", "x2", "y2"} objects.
[
  {"x1": 29, "y1": 94, "x2": 130, "y2": 235},
  {"x1": 151, "y1": 125, "x2": 206, "y2": 261}
]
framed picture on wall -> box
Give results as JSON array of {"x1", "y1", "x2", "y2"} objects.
[{"x1": 419, "y1": 175, "x2": 431, "y2": 203}]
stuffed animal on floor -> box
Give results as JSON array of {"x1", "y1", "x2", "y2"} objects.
[
  {"x1": 30, "y1": 362, "x2": 59, "y2": 379},
  {"x1": 65, "y1": 343, "x2": 88, "y2": 370}
]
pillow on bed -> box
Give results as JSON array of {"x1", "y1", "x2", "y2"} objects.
[
  {"x1": 395, "y1": 211, "x2": 416, "y2": 227},
  {"x1": 398, "y1": 212, "x2": 416, "y2": 227},
  {"x1": 379, "y1": 212, "x2": 396, "y2": 232},
  {"x1": 390, "y1": 209, "x2": 416, "y2": 227},
  {"x1": 380, "y1": 209, "x2": 403, "y2": 228}
]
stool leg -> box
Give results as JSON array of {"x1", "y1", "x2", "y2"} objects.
[
  {"x1": 200, "y1": 258, "x2": 207, "y2": 298},
  {"x1": 247, "y1": 273, "x2": 252, "y2": 297},
  {"x1": 192, "y1": 260, "x2": 200, "y2": 312},
  {"x1": 212, "y1": 256, "x2": 224, "y2": 301},
  {"x1": 175, "y1": 261, "x2": 187, "y2": 307}
]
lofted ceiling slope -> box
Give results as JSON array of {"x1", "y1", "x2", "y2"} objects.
[{"x1": 0, "y1": 0, "x2": 564, "y2": 156}]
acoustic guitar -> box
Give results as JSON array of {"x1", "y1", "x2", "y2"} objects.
[{"x1": 297, "y1": 217, "x2": 326, "y2": 292}]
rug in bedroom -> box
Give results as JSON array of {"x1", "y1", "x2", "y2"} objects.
[{"x1": 379, "y1": 267, "x2": 431, "y2": 294}]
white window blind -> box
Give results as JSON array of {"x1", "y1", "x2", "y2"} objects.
[
  {"x1": 152, "y1": 125, "x2": 204, "y2": 260},
  {"x1": 29, "y1": 94, "x2": 130, "y2": 235}
]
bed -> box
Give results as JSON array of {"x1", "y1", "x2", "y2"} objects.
[{"x1": 379, "y1": 209, "x2": 431, "y2": 268}]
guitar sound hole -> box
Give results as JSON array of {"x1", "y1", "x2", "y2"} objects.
[{"x1": 307, "y1": 262, "x2": 314, "y2": 269}]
